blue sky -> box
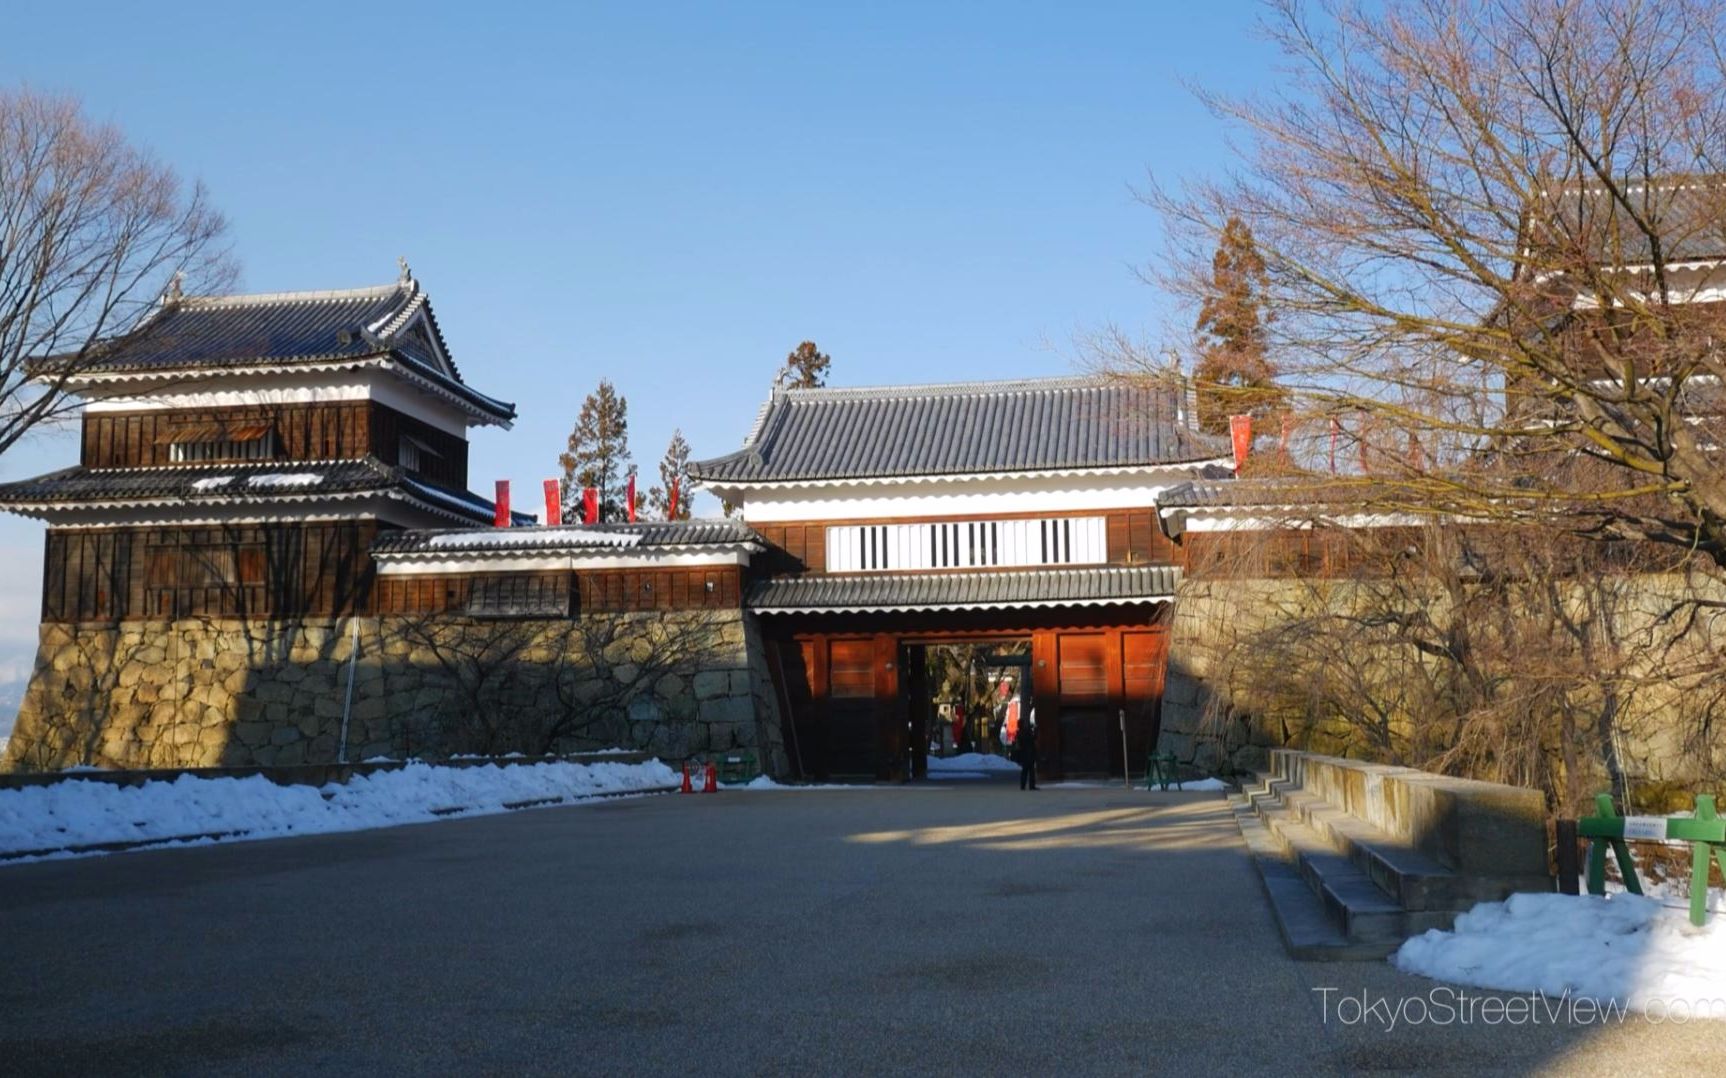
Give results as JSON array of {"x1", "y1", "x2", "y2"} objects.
[{"x1": 0, "y1": 1, "x2": 1274, "y2": 673}]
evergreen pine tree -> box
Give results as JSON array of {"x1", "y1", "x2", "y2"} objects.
[
  {"x1": 646, "y1": 429, "x2": 693, "y2": 521},
  {"x1": 777, "y1": 340, "x2": 831, "y2": 389},
  {"x1": 1193, "y1": 217, "x2": 1287, "y2": 435},
  {"x1": 559, "y1": 380, "x2": 631, "y2": 522}
]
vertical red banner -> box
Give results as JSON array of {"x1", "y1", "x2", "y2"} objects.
[
  {"x1": 543, "y1": 479, "x2": 561, "y2": 526},
  {"x1": 582, "y1": 487, "x2": 598, "y2": 525},
  {"x1": 1229, "y1": 415, "x2": 1253, "y2": 475},
  {"x1": 626, "y1": 474, "x2": 637, "y2": 523},
  {"x1": 493, "y1": 480, "x2": 510, "y2": 527},
  {"x1": 667, "y1": 478, "x2": 680, "y2": 521}
]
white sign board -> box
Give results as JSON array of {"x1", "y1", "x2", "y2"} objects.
[{"x1": 1621, "y1": 816, "x2": 1669, "y2": 841}]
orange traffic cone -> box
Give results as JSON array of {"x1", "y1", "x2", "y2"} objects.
[
  {"x1": 681, "y1": 762, "x2": 694, "y2": 794},
  {"x1": 703, "y1": 762, "x2": 718, "y2": 793}
]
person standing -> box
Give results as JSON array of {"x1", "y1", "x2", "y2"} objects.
[{"x1": 1015, "y1": 712, "x2": 1038, "y2": 791}]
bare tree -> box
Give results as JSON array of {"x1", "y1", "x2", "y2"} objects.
[
  {"x1": 1188, "y1": 515, "x2": 1726, "y2": 815},
  {"x1": 544, "y1": 611, "x2": 731, "y2": 751},
  {"x1": 1, "y1": 88, "x2": 230, "y2": 457},
  {"x1": 1122, "y1": 0, "x2": 1726, "y2": 568},
  {"x1": 388, "y1": 610, "x2": 731, "y2": 757}
]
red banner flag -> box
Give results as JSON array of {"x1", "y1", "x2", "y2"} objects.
[
  {"x1": 543, "y1": 479, "x2": 561, "y2": 527},
  {"x1": 1229, "y1": 415, "x2": 1252, "y2": 476},
  {"x1": 493, "y1": 480, "x2": 510, "y2": 528},
  {"x1": 582, "y1": 487, "x2": 598, "y2": 525},
  {"x1": 668, "y1": 478, "x2": 680, "y2": 521},
  {"x1": 626, "y1": 473, "x2": 637, "y2": 523}
]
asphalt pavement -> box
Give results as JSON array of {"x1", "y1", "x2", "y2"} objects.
[{"x1": 1, "y1": 778, "x2": 1720, "y2": 1075}]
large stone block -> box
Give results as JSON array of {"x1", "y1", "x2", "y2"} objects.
[
  {"x1": 692, "y1": 671, "x2": 730, "y2": 700},
  {"x1": 697, "y1": 695, "x2": 754, "y2": 727}
]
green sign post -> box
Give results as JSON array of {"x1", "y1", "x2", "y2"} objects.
[{"x1": 1579, "y1": 793, "x2": 1726, "y2": 927}]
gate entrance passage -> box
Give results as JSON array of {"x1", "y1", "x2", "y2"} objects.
[
  {"x1": 763, "y1": 605, "x2": 1169, "y2": 784},
  {"x1": 901, "y1": 641, "x2": 1031, "y2": 780}
]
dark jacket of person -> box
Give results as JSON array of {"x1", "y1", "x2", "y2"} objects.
[{"x1": 1013, "y1": 724, "x2": 1038, "y2": 766}]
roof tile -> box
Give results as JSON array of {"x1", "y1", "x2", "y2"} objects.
[
  {"x1": 748, "y1": 565, "x2": 1181, "y2": 614},
  {"x1": 689, "y1": 376, "x2": 1226, "y2": 484}
]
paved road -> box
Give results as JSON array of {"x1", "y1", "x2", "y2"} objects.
[{"x1": 1, "y1": 780, "x2": 1719, "y2": 1075}]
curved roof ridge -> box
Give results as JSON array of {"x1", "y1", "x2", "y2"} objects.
[
  {"x1": 179, "y1": 281, "x2": 406, "y2": 309},
  {"x1": 779, "y1": 373, "x2": 1113, "y2": 400}
]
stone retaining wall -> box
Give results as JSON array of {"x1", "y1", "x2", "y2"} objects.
[
  {"x1": 1159, "y1": 573, "x2": 1722, "y2": 788},
  {"x1": 1269, "y1": 749, "x2": 1550, "y2": 879},
  {"x1": 1, "y1": 611, "x2": 785, "y2": 776}
]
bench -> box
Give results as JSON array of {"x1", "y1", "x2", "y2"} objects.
[
  {"x1": 714, "y1": 750, "x2": 760, "y2": 785},
  {"x1": 1144, "y1": 751, "x2": 1181, "y2": 791}
]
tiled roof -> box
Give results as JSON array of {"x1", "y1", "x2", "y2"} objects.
[
  {"x1": 46, "y1": 272, "x2": 514, "y2": 423},
  {"x1": 371, "y1": 519, "x2": 760, "y2": 556},
  {"x1": 0, "y1": 457, "x2": 521, "y2": 526},
  {"x1": 1155, "y1": 478, "x2": 1389, "y2": 509},
  {"x1": 1536, "y1": 178, "x2": 1726, "y2": 266},
  {"x1": 688, "y1": 375, "x2": 1227, "y2": 485},
  {"x1": 747, "y1": 565, "x2": 1181, "y2": 614}
]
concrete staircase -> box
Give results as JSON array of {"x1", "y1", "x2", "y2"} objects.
[{"x1": 1231, "y1": 753, "x2": 1553, "y2": 961}]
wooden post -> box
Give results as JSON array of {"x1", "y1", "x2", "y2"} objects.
[
  {"x1": 1555, "y1": 818, "x2": 1579, "y2": 895},
  {"x1": 1690, "y1": 796, "x2": 1724, "y2": 928},
  {"x1": 1119, "y1": 709, "x2": 1130, "y2": 790}
]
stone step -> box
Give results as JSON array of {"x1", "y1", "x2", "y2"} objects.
[
  {"x1": 1249, "y1": 784, "x2": 1539, "y2": 914},
  {"x1": 1254, "y1": 804, "x2": 1408, "y2": 942},
  {"x1": 1231, "y1": 803, "x2": 1401, "y2": 961}
]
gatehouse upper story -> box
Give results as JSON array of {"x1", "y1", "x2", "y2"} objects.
[{"x1": 691, "y1": 375, "x2": 1231, "y2": 582}]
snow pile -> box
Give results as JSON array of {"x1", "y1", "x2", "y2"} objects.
[
  {"x1": 1395, "y1": 890, "x2": 1726, "y2": 1015},
  {"x1": 189, "y1": 475, "x2": 234, "y2": 491},
  {"x1": 0, "y1": 758, "x2": 678, "y2": 860},
  {"x1": 926, "y1": 752, "x2": 1020, "y2": 774},
  {"x1": 1174, "y1": 777, "x2": 1229, "y2": 792},
  {"x1": 725, "y1": 775, "x2": 883, "y2": 790},
  {"x1": 247, "y1": 473, "x2": 322, "y2": 489}
]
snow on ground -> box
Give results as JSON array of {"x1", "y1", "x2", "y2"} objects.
[
  {"x1": 926, "y1": 752, "x2": 1020, "y2": 774},
  {"x1": 1040, "y1": 776, "x2": 1231, "y2": 791},
  {"x1": 1395, "y1": 887, "x2": 1726, "y2": 1016},
  {"x1": 725, "y1": 776, "x2": 886, "y2": 790},
  {"x1": 1176, "y1": 777, "x2": 1229, "y2": 791},
  {"x1": 0, "y1": 758, "x2": 678, "y2": 862}
]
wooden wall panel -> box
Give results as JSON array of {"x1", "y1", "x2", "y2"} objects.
[
  {"x1": 79, "y1": 402, "x2": 469, "y2": 487},
  {"x1": 366, "y1": 404, "x2": 469, "y2": 486},
  {"x1": 373, "y1": 565, "x2": 744, "y2": 616},
  {"x1": 1056, "y1": 632, "x2": 1110, "y2": 699},
  {"x1": 828, "y1": 638, "x2": 874, "y2": 698},
  {"x1": 42, "y1": 522, "x2": 379, "y2": 622}
]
